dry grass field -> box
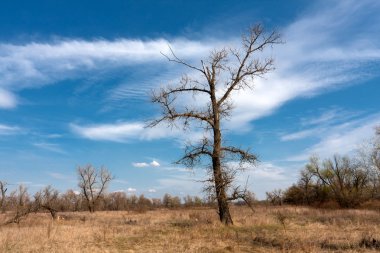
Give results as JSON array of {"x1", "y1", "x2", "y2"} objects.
[{"x1": 0, "y1": 205, "x2": 379, "y2": 252}]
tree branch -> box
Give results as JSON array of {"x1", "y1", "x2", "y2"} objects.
[
  {"x1": 149, "y1": 88, "x2": 213, "y2": 128},
  {"x1": 217, "y1": 26, "x2": 281, "y2": 107},
  {"x1": 177, "y1": 138, "x2": 213, "y2": 168},
  {"x1": 161, "y1": 46, "x2": 206, "y2": 74},
  {"x1": 221, "y1": 146, "x2": 257, "y2": 164}
]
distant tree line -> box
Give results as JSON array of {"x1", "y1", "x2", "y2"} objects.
[
  {"x1": 0, "y1": 166, "x2": 223, "y2": 224},
  {"x1": 0, "y1": 163, "x2": 256, "y2": 225},
  {"x1": 267, "y1": 126, "x2": 380, "y2": 208},
  {"x1": 0, "y1": 186, "x2": 211, "y2": 214}
]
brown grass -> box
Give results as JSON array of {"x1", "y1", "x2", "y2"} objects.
[{"x1": 0, "y1": 205, "x2": 379, "y2": 252}]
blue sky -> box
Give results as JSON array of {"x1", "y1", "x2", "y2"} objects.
[{"x1": 0, "y1": 0, "x2": 379, "y2": 199}]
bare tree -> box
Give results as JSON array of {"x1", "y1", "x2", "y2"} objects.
[
  {"x1": 372, "y1": 126, "x2": 380, "y2": 171},
  {"x1": 266, "y1": 189, "x2": 284, "y2": 206},
  {"x1": 298, "y1": 169, "x2": 314, "y2": 205},
  {"x1": 0, "y1": 181, "x2": 7, "y2": 213},
  {"x1": 13, "y1": 185, "x2": 29, "y2": 209},
  {"x1": 150, "y1": 25, "x2": 281, "y2": 225},
  {"x1": 306, "y1": 155, "x2": 369, "y2": 207},
  {"x1": 2, "y1": 185, "x2": 38, "y2": 225},
  {"x1": 77, "y1": 164, "x2": 113, "y2": 212},
  {"x1": 356, "y1": 126, "x2": 380, "y2": 198},
  {"x1": 61, "y1": 189, "x2": 82, "y2": 211},
  {"x1": 34, "y1": 185, "x2": 60, "y2": 219}
]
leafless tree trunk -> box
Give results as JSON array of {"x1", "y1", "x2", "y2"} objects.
[
  {"x1": 266, "y1": 189, "x2": 284, "y2": 206},
  {"x1": 298, "y1": 169, "x2": 313, "y2": 205},
  {"x1": 77, "y1": 164, "x2": 113, "y2": 213},
  {"x1": 150, "y1": 25, "x2": 281, "y2": 225},
  {"x1": 372, "y1": 126, "x2": 380, "y2": 171},
  {"x1": 1, "y1": 185, "x2": 38, "y2": 226},
  {"x1": 34, "y1": 185, "x2": 60, "y2": 219},
  {"x1": 0, "y1": 181, "x2": 7, "y2": 213},
  {"x1": 355, "y1": 127, "x2": 380, "y2": 198}
]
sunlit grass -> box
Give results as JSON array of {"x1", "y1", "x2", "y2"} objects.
[{"x1": 0, "y1": 205, "x2": 379, "y2": 252}]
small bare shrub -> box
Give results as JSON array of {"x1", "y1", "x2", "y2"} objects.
[
  {"x1": 171, "y1": 219, "x2": 196, "y2": 228},
  {"x1": 188, "y1": 212, "x2": 201, "y2": 221},
  {"x1": 359, "y1": 234, "x2": 380, "y2": 249},
  {"x1": 275, "y1": 211, "x2": 287, "y2": 231},
  {"x1": 122, "y1": 215, "x2": 137, "y2": 225}
]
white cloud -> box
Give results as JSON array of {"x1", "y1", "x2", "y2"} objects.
[
  {"x1": 70, "y1": 121, "x2": 204, "y2": 143},
  {"x1": 132, "y1": 162, "x2": 149, "y2": 168},
  {"x1": 280, "y1": 0, "x2": 380, "y2": 63},
  {"x1": 0, "y1": 0, "x2": 378, "y2": 158},
  {"x1": 150, "y1": 160, "x2": 160, "y2": 167},
  {"x1": 70, "y1": 122, "x2": 144, "y2": 142},
  {"x1": 238, "y1": 162, "x2": 298, "y2": 199},
  {"x1": 250, "y1": 162, "x2": 288, "y2": 181},
  {"x1": 227, "y1": 161, "x2": 289, "y2": 182},
  {"x1": 132, "y1": 160, "x2": 161, "y2": 168},
  {"x1": 137, "y1": 0, "x2": 380, "y2": 133},
  {"x1": 127, "y1": 187, "x2": 137, "y2": 192},
  {"x1": 148, "y1": 189, "x2": 156, "y2": 193},
  {"x1": 0, "y1": 88, "x2": 17, "y2": 109},
  {"x1": 220, "y1": 0, "x2": 380, "y2": 130}
]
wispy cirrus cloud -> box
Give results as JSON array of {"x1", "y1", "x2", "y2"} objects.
[
  {"x1": 0, "y1": 38, "x2": 216, "y2": 109},
  {"x1": 33, "y1": 142, "x2": 66, "y2": 154},
  {"x1": 281, "y1": 128, "x2": 323, "y2": 142},
  {"x1": 224, "y1": 0, "x2": 380, "y2": 129},
  {"x1": 281, "y1": 108, "x2": 363, "y2": 141},
  {"x1": 0, "y1": 0, "x2": 378, "y2": 140},
  {"x1": 0, "y1": 124, "x2": 21, "y2": 135},
  {"x1": 69, "y1": 121, "x2": 205, "y2": 143},
  {"x1": 300, "y1": 108, "x2": 359, "y2": 127},
  {"x1": 110, "y1": 0, "x2": 380, "y2": 132},
  {"x1": 286, "y1": 113, "x2": 380, "y2": 161}
]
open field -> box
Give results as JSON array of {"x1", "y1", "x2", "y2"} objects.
[{"x1": 0, "y1": 206, "x2": 380, "y2": 252}]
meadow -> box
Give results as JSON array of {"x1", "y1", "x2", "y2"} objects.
[{"x1": 1, "y1": 205, "x2": 379, "y2": 252}]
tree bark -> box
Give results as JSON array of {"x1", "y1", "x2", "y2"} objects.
[
  {"x1": 213, "y1": 154, "x2": 233, "y2": 225},
  {"x1": 211, "y1": 86, "x2": 233, "y2": 225},
  {"x1": 47, "y1": 207, "x2": 57, "y2": 220},
  {"x1": 0, "y1": 182, "x2": 7, "y2": 214}
]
